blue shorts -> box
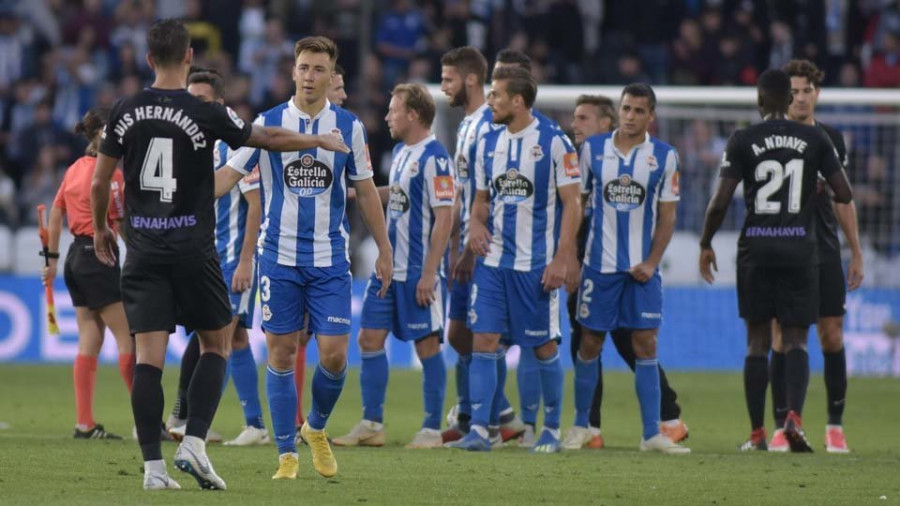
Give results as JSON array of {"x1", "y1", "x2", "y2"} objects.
[
  {"x1": 448, "y1": 278, "x2": 470, "y2": 322},
  {"x1": 361, "y1": 274, "x2": 446, "y2": 342},
  {"x1": 575, "y1": 266, "x2": 663, "y2": 332},
  {"x1": 468, "y1": 264, "x2": 561, "y2": 348},
  {"x1": 220, "y1": 258, "x2": 258, "y2": 329},
  {"x1": 257, "y1": 254, "x2": 352, "y2": 336}
]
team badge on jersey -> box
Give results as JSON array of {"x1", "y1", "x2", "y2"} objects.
[
  {"x1": 531, "y1": 145, "x2": 544, "y2": 161},
  {"x1": 284, "y1": 154, "x2": 333, "y2": 197},
  {"x1": 388, "y1": 185, "x2": 410, "y2": 217},
  {"x1": 646, "y1": 154, "x2": 658, "y2": 169},
  {"x1": 494, "y1": 169, "x2": 534, "y2": 203},
  {"x1": 564, "y1": 152, "x2": 579, "y2": 178},
  {"x1": 604, "y1": 174, "x2": 646, "y2": 211},
  {"x1": 433, "y1": 175, "x2": 454, "y2": 200},
  {"x1": 408, "y1": 161, "x2": 419, "y2": 176}
]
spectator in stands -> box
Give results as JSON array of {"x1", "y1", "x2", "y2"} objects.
[
  {"x1": 865, "y1": 30, "x2": 900, "y2": 87},
  {"x1": 712, "y1": 34, "x2": 757, "y2": 85},
  {"x1": 61, "y1": 0, "x2": 110, "y2": 50},
  {"x1": 669, "y1": 18, "x2": 705, "y2": 85},
  {"x1": 11, "y1": 99, "x2": 75, "y2": 187},
  {"x1": 610, "y1": 51, "x2": 651, "y2": 84},
  {"x1": 0, "y1": 7, "x2": 29, "y2": 95},
  {"x1": 375, "y1": 0, "x2": 429, "y2": 88},
  {"x1": 17, "y1": 145, "x2": 61, "y2": 225},
  {"x1": 0, "y1": 161, "x2": 15, "y2": 225},
  {"x1": 769, "y1": 20, "x2": 794, "y2": 71},
  {"x1": 242, "y1": 17, "x2": 292, "y2": 107}
]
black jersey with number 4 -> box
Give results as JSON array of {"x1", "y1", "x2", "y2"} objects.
[
  {"x1": 814, "y1": 121, "x2": 849, "y2": 264},
  {"x1": 719, "y1": 119, "x2": 842, "y2": 266},
  {"x1": 100, "y1": 88, "x2": 252, "y2": 263}
]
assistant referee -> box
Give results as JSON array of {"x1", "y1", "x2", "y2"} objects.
[{"x1": 42, "y1": 107, "x2": 134, "y2": 440}]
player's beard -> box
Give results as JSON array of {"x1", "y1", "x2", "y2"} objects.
[
  {"x1": 449, "y1": 87, "x2": 468, "y2": 108},
  {"x1": 493, "y1": 110, "x2": 512, "y2": 125}
]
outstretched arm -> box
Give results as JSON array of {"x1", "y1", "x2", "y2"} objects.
[{"x1": 244, "y1": 125, "x2": 349, "y2": 154}]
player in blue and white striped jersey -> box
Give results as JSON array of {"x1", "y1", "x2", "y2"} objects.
[
  {"x1": 448, "y1": 66, "x2": 582, "y2": 453},
  {"x1": 439, "y1": 46, "x2": 516, "y2": 445},
  {"x1": 333, "y1": 83, "x2": 454, "y2": 450},
  {"x1": 490, "y1": 48, "x2": 563, "y2": 447},
  {"x1": 216, "y1": 37, "x2": 393, "y2": 480},
  {"x1": 575, "y1": 83, "x2": 689, "y2": 454},
  {"x1": 165, "y1": 71, "x2": 270, "y2": 448}
]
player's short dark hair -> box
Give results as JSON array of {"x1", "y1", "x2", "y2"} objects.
[
  {"x1": 576, "y1": 94, "x2": 618, "y2": 126},
  {"x1": 147, "y1": 18, "x2": 190, "y2": 67},
  {"x1": 75, "y1": 107, "x2": 109, "y2": 156},
  {"x1": 392, "y1": 83, "x2": 436, "y2": 128},
  {"x1": 294, "y1": 36, "x2": 339, "y2": 66},
  {"x1": 492, "y1": 66, "x2": 537, "y2": 108},
  {"x1": 757, "y1": 68, "x2": 792, "y2": 112},
  {"x1": 782, "y1": 59, "x2": 825, "y2": 88},
  {"x1": 334, "y1": 63, "x2": 345, "y2": 76},
  {"x1": 496, "y1": 49, "x2": 532, "y2": 72},
  {"x1": 441, "y1": 46, "x2": 488, "y2": 86},
  {"x1": 187, "y1": 70, "x2": 225, "y2": 99},
  {"x1": 621, "y1": 83, "x2": 657, "y2": 111}
]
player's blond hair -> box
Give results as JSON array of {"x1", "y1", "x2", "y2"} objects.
[{"x1": 392, "y1": 83, "x2": 436, "y2": 128}]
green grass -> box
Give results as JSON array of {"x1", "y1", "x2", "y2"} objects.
[{"x1": 0, "y1": 365, "x2": 898, "y2": 505}]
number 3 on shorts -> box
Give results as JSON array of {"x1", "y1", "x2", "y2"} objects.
[{"x1": 260, "y1": 275, "x2": 271, "y2": 302}]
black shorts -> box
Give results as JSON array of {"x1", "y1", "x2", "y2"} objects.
[
  {"x1": 63, "y1": 236, "x2": 122, "y2": 310},
  {"x1": 737, "y1": 263, "x2": 819, "y2": 327},
  {"x1": 121, "y1": 255, "x2": 231, "y2": 334},
  {"x1": 819, "y1": 261, "x2": 846, "y2": 317}
]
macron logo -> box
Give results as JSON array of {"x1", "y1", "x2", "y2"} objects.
[
  {"x1": 641, "y1": 312, "x2": 662, "y2": 319},
  {"x1": 327, "y1": 316, "x2": 351, "y2": 325}
]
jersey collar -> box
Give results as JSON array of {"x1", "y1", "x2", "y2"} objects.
[
  {"x1": 402, "y1": 133, "x2": 436, "y2": 152},
  {"x1": 610, "y1": 130, "x2": 651, "y2": 159},
  {"x1": 506, "y1": 117, "x2": 539, "y2": 139},
  {"x1": 288, "y1": 98, "x2": 333, "y2": 122},
  {"x1": 464, "y1": 102, "x2": 490, "y2": 122}
]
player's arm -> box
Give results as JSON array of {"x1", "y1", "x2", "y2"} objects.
[
  {"x1": 232, "y1": 188, "x2": 261, "y2": 293},
  {"x1": 355, "y1": 178, "x2": 393, "y2": 297},
  {"x1": 448, "y1": 194, "x2": 462, "y2": 282},
  {"x1": 468, "y1": 189, "x2": 491, "y2": 257},
  {"x1": 42, "y1": 205, "x2": 64, "y2": 286},
  {"x1": 699, "y1": 176, "x2": 739, "y2": 284},
  {"x1": 700, "y1": 135, "x2": 743, "y2": 284},
  {"x1": 835, "y1": 200, "x2": 863, "y2": 290},
  {"x1": 244, "y1": 124, "x2": 349, "y2": 154},
  {"x1": 631, "y1": 150, "x2": 679, "y2": 284},
  {"x1": 418, "y1": 206, "x2": 452, "y2": 306},
  {"x1": 543, "y1": 183, "x2": 582, "y2": 291},
  {"x1": 349, "y1": 119, "x2": 392, "y2": 296},
  {"x1": 90, "y1": 152, "x2": 120, "y2": 267}
]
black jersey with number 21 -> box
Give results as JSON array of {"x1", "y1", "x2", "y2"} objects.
[
  {"x1": 100, "y1": 88, "x2": 252, "y2": 263},
  {"x1": 719, "y1": 119, "x2": 842, "y2": 266}
]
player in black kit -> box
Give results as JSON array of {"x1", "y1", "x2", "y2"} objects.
[
  {"x1": 698, "y1": 69, "x2": 853, "y2": 453},
  {"x1": 767, "y1": 59, "x2": 864, "y2": 454},
  {"x1": 90, "y1": 19, "x2": 348, "y2": 491}
]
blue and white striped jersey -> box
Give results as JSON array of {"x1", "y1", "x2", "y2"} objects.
[
  {"x1": 581, "y1": 132, "x2": 680, "y2": 274},
  {"x1": 454, "y1": 102, "x2": 493, "y2": 250},
  {"x1": 227, "y1": 99, "x2": 373, "y2": 268},
  {"x1": 214, "y1": 139, "x2": 259, "y2": 265},
  {"x1": 475, "y1": 117, "x2": 580, "y2": 272},
  {"x1": 387, "y1": 134, "x2": 455, "y2": 282}
]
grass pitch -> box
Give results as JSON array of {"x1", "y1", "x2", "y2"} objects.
[{"x1": 0, "y1": 364, "x2": 898, "y2": 505}]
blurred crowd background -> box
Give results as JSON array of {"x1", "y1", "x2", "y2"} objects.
[{"x1": 1, "y1": 0, "x2": 899, "y2": 262}]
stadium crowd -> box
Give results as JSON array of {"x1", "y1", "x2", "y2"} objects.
[{"x1": 0, "y1": 0, "x2": 898, "y2": 254}]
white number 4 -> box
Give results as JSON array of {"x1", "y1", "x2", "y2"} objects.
[{"x1": 140, "y1": 137, "x2": 177, "y2": 202}]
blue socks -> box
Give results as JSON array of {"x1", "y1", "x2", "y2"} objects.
[
  {"x1": 266, "y1": 365, "x2": 297, "y2": 455},
  {"x1": 231, "y1": 346, "x2": 264, "y2": 429},
  {"x1": 308, "y1": 363, "x2": 347, "y2": 430},
  {"x1": 420, "y1": 351, "x2": 446, "y2": 430},
  {"x1": 360, "y1": 350, "x2": 389, "y2": 423},
  {"x1": 490, "y1": 349, "x2": 507, "y2": 426},
  {"x1": 538, "y1": 352, "x2": 563, "y2": 430},
  {"x1": 635, "y1": 358, "x2": 661, "y2": 440},
  {"x1": 517, "y1": 347, "x2": 541, "y2": 425},
  {"x1": 469, "y1": 352, "x2": 497, "y2": 429},
  {"x1": 456, "y1": 354, "x2": 472, "y2": 420},
  {"x1": 574, "y1": 353, "x2": 600, "y2": 428}
]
